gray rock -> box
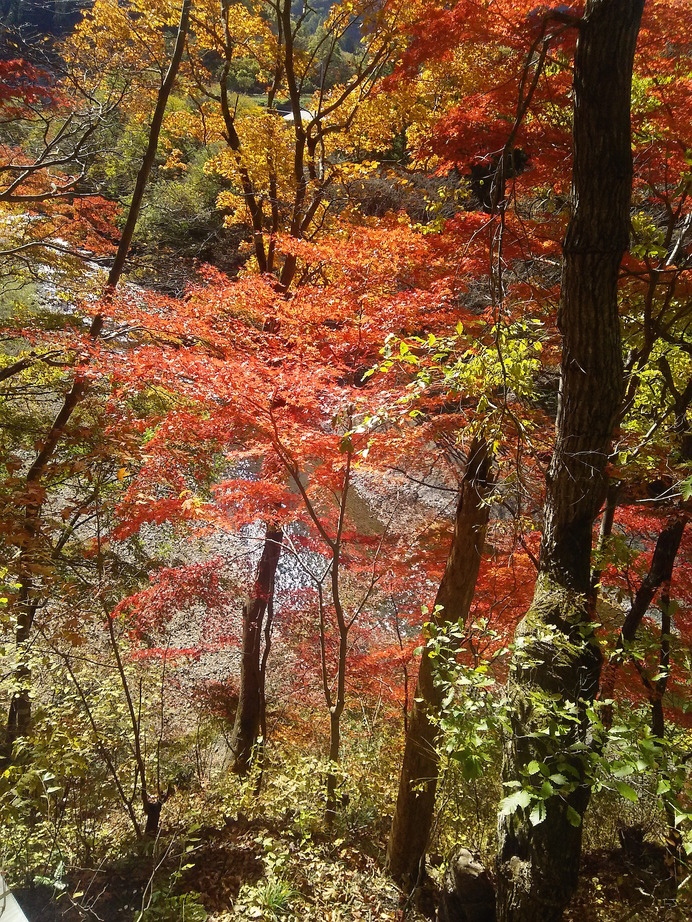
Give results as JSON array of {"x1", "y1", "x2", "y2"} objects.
[{"x1": 438, "y1": 848, "x2": 496, "y2": 922}]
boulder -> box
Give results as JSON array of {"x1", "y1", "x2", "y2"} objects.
[{"x1": 438, "y1": 848, "x2": 496, "y2": 922}]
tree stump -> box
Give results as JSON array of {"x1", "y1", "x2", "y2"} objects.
[{"x1": 438, "y1": 848, "x2": 496, "y2": 922}]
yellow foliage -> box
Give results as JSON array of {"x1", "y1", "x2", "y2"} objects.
[
  {"x1": 164, "y1": 105, "x2": 225, "y2": 147},
  {"x1": 190, "y1": 0, "x2": 278, "y2": 79},
  {"x1": 62, "y1": 0, "x2": 170, "y2": 76},
  {"x1": 61, "y1": 0, "x2": 176, "y2": 122},
  {"x1": 207, "y1": 108, "x2": 296, "y2": 226},
  {"x1": 161, "y1": 148, "x2": 187, "y2": 172}
]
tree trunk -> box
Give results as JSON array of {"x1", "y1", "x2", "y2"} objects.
[
  {"x1": 651, "y1": 578, "x2": 672, "y2": 741},
  {"x1": 230, "y1": 526, "x2": 283, "y2": 774},
  {"x1": 325, "y1": 703, "x2": 343, "y2": 826},
  {"x1": 589, "y1": 478, "x2": 620, "y2": 606},
  {"x1": 496, "y1": 3, "x2": 644, "y2": 920},
  {"x1": 2, "y1": 0, "x2": 192, "y2": 763},
  {"x1": 142, "y1": 786, "x2": 172, "y2": 837},
  {"x1": 599, "y1": 513, "x2": 687, "y2": 728},
  {"x1": 647, "y1": 527, "x2": 684, "y2": 849},
  {"x1": 387, "y1": 438, "x2": 494, "y2": 888}
]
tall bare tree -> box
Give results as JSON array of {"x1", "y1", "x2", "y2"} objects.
[
  {"x1": 496, "y1": 2, "x2": 645, "y2": 920},
  {"x1": 387, "y1": 438, "x2": 494, "y2": 886}
]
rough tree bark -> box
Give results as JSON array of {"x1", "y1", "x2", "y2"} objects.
[
  {"x1": 230, "y1": 525, "x2": 283, "y2": 774},
  {"x1": 387, "y1": 437, "x2": 494, "y2": 887},
  {"x1": 496, "y1": 3, "x2": 644, "y2": 920},
  {"x1": 2, "y1": 0, "x2": 192, "y2": 762}
]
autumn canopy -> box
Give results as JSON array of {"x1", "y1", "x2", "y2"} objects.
[{"x1": 0, "y1": 1, "x2": 690, "y2": 920}]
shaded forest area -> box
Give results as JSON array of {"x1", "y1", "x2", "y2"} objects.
[
  {"x1": 1, "y1": 1, "x2": 691, "y2": 921},
  {"x1": 0, "y1": 2, "x2": 93, "y2": 37}
]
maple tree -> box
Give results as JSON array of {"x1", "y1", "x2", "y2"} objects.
[
  {"x1": 1, "y1": 0, "x2": 192, "y2": 770},
  {"x1": 90, "y1": 224, "x2": 458, "y2": 808},
  {"x1": 374, "y1": 0, "x2": 691, "y2": 915}
]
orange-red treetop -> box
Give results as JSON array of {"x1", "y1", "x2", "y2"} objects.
[{"x1": 7, "y1": 0, "x2": 688, "y2": 715}]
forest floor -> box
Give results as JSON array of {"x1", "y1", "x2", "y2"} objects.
[
  {"x1": 11, "y1": 826, "x2": 690, "y2": 922},
  {"x1": 9, "y1": 747, "x2": 691, "y2": 922},
  {"x1": 566, "y1": 846, "x2": 685, "y2": 922}
]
